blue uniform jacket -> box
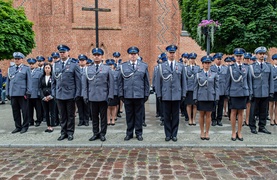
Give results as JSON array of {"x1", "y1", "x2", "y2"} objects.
[
  {"x1": 193, "y1": 70, "x2": 219, "y2": 101},
  {"x1": 156, "y1": 61, "x2": 187, "y2": 101},
  {"x1": 249, "y1": 62, "x2": 274, "y2": 97},
  {"x1": 6, "y1": 64, "x2": 32, "y2": 97},
  {"x1": 118, "y1": 60, "x2": 150, "y2": 99},
  {"x1": 51, "y1": 59, "x2": 81, "y2": 100},
  {"x1": 82, "y1": 64, "x2": 114, "y2": 101}
]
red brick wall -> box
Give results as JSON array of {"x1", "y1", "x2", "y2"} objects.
[{"x1": 1, "y1": 0, "x2": 277, "y2": 82}]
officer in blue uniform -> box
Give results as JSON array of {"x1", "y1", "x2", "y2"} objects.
[
  {"x1": 48, "y1": 57, "x2": 53, "y2": 64},
  {"x1": 226, "y1": 48, "x2": 252, "y2": 141},
  {"x1": 6, "y1": 52, "x2": 32, "y2": 134},
  {"x1": 27, "y1": 58, "x2": 43, "y2": 127},
  {"x1": 83, "y1": 48, "x2": 114, "y2": 142},
  {"x1": 113, "y1": 52, "x2": 123, "y2": 118},
  {"x1": 156, "y1": 45, "x2": 187, "y2": 142},
  {"x1": 249, "y1": 46, "x2": 273, "y2": 135},
  {"x1": 185, "y1": 52, "x2": 200, "y2": 126},
  {"x1": 269, "y1": 54, "x2": 277, "y2": 126},
  {"x1": 36, "y1": 56, "x2": 45, "y2": 71},
  {"x1": 153, "y1": 53, "x2": 167, "y2": 126},
  {"x1": 76, "y1": 54, "x2": 90, "y2": 127},
  {"x1": 118, "y1": 46, "x2": 150, "y2": 141},
  {"x1": 211, "y1": 53, "x2": 227, "y2": 126},
  {"x1": 194, "y1": 55, "x2": 219, "y2": 140},
  {"x1": 51, "y1": 52, "x2": 61, "y2": 126},
  {"x1": 52, "y1": 45, "x2": 82, "y2": 141}
]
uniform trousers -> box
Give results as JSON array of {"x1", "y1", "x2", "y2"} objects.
[
  {"x1": 90, "y1": 101, "x2": 108, "y2": 136},
  {"x1": 124, "y1": 98, "x2": 144, "y2": 137},
  {"x1": 28, "y1": 98, "x2": 42, "y2": 123},
  {"x1": 76, "y1": 97, "x2": 90, "y2": 124},
  {"x1": 211, "y1": 95, "x2": 225, "y2": 121},
  {"x1": 249, "y1": 97, "x2": 268, "y2": 130},
  {"x1": 56, "y1": 99, "x2": 75, "y2": 136},
  {"x1": 156, "y1": 94, "x2": 161, "y2": 116},
  {"x1": 163, "y1": 100, "x2": 180, "y2": 138},
  {"x1": 11, "y1": 96, "x2": 29, "y2": 130},
  {"x1": 42, "y1": 99, "x2": 55, "y2": 126},
  {"x1": 54, "y1": 100, "x2": 60, "y2": 125}
]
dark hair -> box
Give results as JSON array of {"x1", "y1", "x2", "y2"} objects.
[{"x1": 42, "y1": 62, "x2": 53, "y2": 76}]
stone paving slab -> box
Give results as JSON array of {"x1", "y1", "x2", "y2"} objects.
[
  {"x1": 0, "y1": 147, "x2": 276, "y2": 180},
  {"x1": 0, "y1": 95, "x2": 276, "y2": 148}
]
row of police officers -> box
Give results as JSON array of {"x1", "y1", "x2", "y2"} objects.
[{"x1": 6, "y1": 44, "x2": 275, "y2": 142}]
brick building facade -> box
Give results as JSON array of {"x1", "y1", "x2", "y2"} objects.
[{"x1": 0, "y1": 0, "x2": 276, "y2": 82}]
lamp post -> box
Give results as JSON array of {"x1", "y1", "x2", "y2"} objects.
[{"x1": 207, "y1": 0, "x2": 211, "y2": 55}]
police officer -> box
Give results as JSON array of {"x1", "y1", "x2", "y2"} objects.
[
  {"x1": 76, "y1": 54, "x2": 90, "y2": 127},
  {"x1": 113, "y1": 52, "x2": 123, "y2": 118},
  {"x1": 52, "y1": 45, "x2": 82, "y2": 141},
  {"x1": 269, "y1": 54, "x2": 277, "y2": 126},
  {"x1": 83, "y1": 48, "x2": 114, "y2": 142},
  {"x1": 211, "y1": 53, "x2": 227, "y2": 126},
  {"x1": 28, "y1": 58, "x2": 43, "y2": 127},
  {"x1": 6, "y1": 52, "x2": 32, "y2": 134},
  {"x1": 185, "y1": 53, "x2": 200, "y2": 126},
  {"x1": 193, "y1": 56, "x2": 219, "y2": 140},
  {"x1": 249, "y1": 46, "x2": 273, "y2": 135},
  {"x1": 50, "y1": 52, "x2": 61, "y2": 126},
  {"x1": 226, "y1": 48, "x2": 252, "y2": 141},
  {"x1": 36, "y1": 56, "x2": 45, "y2": 71},
  {"x1": 118, "y1": 46, "x2": 150, "y2": 141},
  {"x1": 156, "y1": 45, "x2": 187, "y2": 142}
]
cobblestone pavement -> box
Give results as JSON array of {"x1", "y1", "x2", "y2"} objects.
[
  {"x1": 0, "y1": 147, "x2": 276, "y2": 180},
  {"x1": 0, "y1": 95, "x2": 277, "y2": 179}
]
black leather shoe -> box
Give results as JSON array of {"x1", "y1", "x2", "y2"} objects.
[
  {"x1": 231, "y1": 137, "x2": 237, "y2": 141},
  {"x1": 217, "y1": 121, "x2": 223, "y2": 126},
  {"x1": 124, "y1": 135, "x2": 133, "y2": 141},
  {"x1": 45, "y1": 129, "x2": 50, "y2": 132},
  {"x1": 251, "y1": 129, "x2": 258, "y2": 134},
  {"x1": 258, "y1": 128, "x2": 271, "y2": 134},
  {"x1": 77, "y1": 122, "x2": 83, "y2": 126},
  {"x1": 11, "y1": 128, "x2": 21, "y2": 134},
  {"x1": 142, "y1": 122, "x2": 147, "y2": 127},
  {"x1": 100, "y1": 136, "x2": 106, "y2": 141},
  {"x1": 89, "y1": 135, "x2": 99, "y2": 141},
  {"x1": 181, "y1": 114, "x2": 185, "y2": 117},
  {"x1": 35, "y1": 122, "x2": 41, "y2": 127},
  {"x1": 20, "y1": 128, "x2": 28, "y2": 134},
  {"x1": 211, "y1": 120, "x2": 217, "y2": 126},
  {"x1": 68, "y1": 135, "x2": 74, "y2": 141},
  {"x1": 165, "y1": 137, "x2": 171, "y2": 141},
  {"x1": 84, "y1": 122, "x2": 89, "y2": 126},
  {"x1": 160, "y1": 121, "x2": 164, "y2": 126},
  {"x1": 172, "y1": 137, "x2": 178, "y2": 142},
  {"x1": 117, "y1": 113, "x2": 122, "y2": 118},
  {"x1": 185, "y1": 117, "x2": 189, "y2": 121},
  {"x1": 236, "y1": 132, "x2": 243, "y2": 141},
  {"x1": 57, "y1": 134, "x2": 68, "y2": 141},
  {"x1": 156, "y1": 114, "x2": 160, "y2": 117},
  {"x1": 137, "y1": 135, "x2": 143, "y2": 141}
]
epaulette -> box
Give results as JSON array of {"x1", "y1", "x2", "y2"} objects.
[
  {"x1": 265, "y1": 62, "x2": 271, "y2": 65},
  {"x1": 243, "y1": 63, "x2": 249, "y2": 66},
  {"x1": 22, "y1": 64, "x2": 28, "y2": 67},
  {"x1": 10, "y1": 64, "x2": 15, "y2": 67},
  {"x1": 55, "y1": 60, "x2": 61, "y2": 64},
  {"x1": 230, "y1": 64, "x2": 235, "y2": 66}
]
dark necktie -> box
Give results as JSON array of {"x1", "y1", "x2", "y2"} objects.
[
  {"x1": 62, "y1": 62, "x2": 65, "y2": 69},
  {"x1": 81, "y1": 68, "x2": 84, "y2": 73},
  {"x1": 170, "y1": 62, "x2": 173, "y2": 71},
  {"x1": 132, "y1": 63, "x2": 135, "y2": 70},
  {"x1": 239, "y1": 65, "x2": 242, "y2": 70},
  {"x1": 205, "y1": 72, "x2": 208, "y2": 77},
  {"x1": 96, "y1": 64, "x2": 99, "y2": 71},
  {"x1": 192, "y1": 66, "x2": 194, "y2": 71},
  {"x1": 16, "y1": 66, "x2": 19, "y2": 71},
  {"x1": 218, "y1": 66, "x2": 220, "y2": 72},
  {"x1": 261, "y1": 63, "x2": 263, "y2": 69}
]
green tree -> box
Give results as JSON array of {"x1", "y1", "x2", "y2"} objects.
[
  {"x1": 0, "y1": 0, "x2": 35, "y2": 60},
  {"x1": 180, "y1": 0, "x2": 277, "y2": 54}
]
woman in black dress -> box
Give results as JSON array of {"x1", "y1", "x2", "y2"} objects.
[{"x1": 39, "y1": 63, "x2": 55, "y2": 132}]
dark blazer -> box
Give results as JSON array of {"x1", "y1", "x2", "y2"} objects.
[{"x1": 39, "y1": 75, "x2": 52, "y2": 99}]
